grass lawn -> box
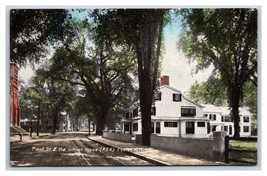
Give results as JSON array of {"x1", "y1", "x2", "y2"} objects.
[
  {"x1": 10, "y1": 127, "x2": 17, "y2": 133},
  {"x1": 229, "y1": 140, "x2": 257, "y2": 151},
  {"x1": 229, "y1": 139, "x2": 257, "y2": 165},
  {"x1": 10, "y1": 126, "x2": 21, "y2": 136}
]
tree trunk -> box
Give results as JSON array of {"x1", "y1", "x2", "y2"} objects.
[
  {"x1": 95, "y1": 109, "x2": 109, "y2": 135},
  {"x1": 88, "y1": 115, "x2": 91, "y2": 136},
  {"x1": 232, "y1": 104, "x2": 240, "y2": 138},
  {"x1": 52, "y1": 108, "x2": 58, "y2": 134},
  {"x1": 139, "y1": 69, "x2": 152, "y2": 146},
  {"x1": 140, "y1": 99, "x2": 152, "y2": 146},
  {"x1": 95, "y1": 116, "x2": 104, "y2": 135},
  {"x1": 232, "y1": 91, "x2": 240, "y2": 137},
  {"x1": 136, "y1": 19, "x2": 158, "y2": 146},
  {"x1": 230, "y1": 87, "x2": 241, "y2": 138}
]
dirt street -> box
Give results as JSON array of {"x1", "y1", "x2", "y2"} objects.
[{"x1": 10, "y1": 132, "x2": 154, "y2": 167}]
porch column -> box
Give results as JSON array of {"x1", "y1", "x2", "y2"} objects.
[{"x1": 178, "y1": 117, "x2": 182, "y2": 138}]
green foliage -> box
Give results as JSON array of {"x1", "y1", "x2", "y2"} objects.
[
  {"x1": 10, "y1": 9, "x2": 68, "y2": 66},
  {"x1": 46, "y1": 17, "x2": 137, "y2": 133},
  {"x1": 189, "y1": 78, "x2": 257, "y2": 110},
  {"x1": 243, "y1": 81, "x2": 257, "y2": 114},
  {"x1": 189, "y1": 79, "x2": 227, "y2": 106},
  {"x1": 19, "y1": 66, "x2": 77, "y2": 133},
  {"x1": 181, "y1": 9, "x2": 257, "y2": 80},
  {"x1": 92, "y1": 9, "x2": 168, "y2": 143},
  {"x1": 10, "y1": 127, "x2": 19, "y2": 136},
  {"x1": 19, "y1": 86, "x2": 39, "y2": 119},
  {"x1": 181, "y1": 9, "x2": 257, "y2": 137},
  {"x1": 243, "y1": 81, "x2": 257, "y2": 135}
]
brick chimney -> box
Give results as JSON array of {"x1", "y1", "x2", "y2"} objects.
[{"x1": 160, "y1": 75, "x2": 169, "y2": 86}]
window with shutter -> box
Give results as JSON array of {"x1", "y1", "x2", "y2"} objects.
[
  {"x1": 173, "y1": 93, "x2": 181, "y2": 102},
  {"x1": 243, "y1": 116, "x2": 250, "y2": 122},
  {"x1": 154, "y1": 92, "x2": 161, "y2": 101},
  {"x1": 133, "y1": 108, "x2": 138, "y2": 117},
  {"x1": 151, "y1": 107, "x2": 156, "y2": 116}
]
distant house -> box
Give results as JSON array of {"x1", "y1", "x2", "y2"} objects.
[
  {"x1": 203, "y1": 104, "x2": 252, "y2": 137},
  {"x1": 121, "y1": 76, "x2": 210, "y2": 138},
  {"x1": 20, "y1": 112, "x2": 71, "y2": 133},
  {"x1": 20, "y1": 118, "x2": 38, "y2": 132}
]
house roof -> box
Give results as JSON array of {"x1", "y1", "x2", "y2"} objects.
[
  {"x1": 160, "y1": 85, "x2": 204, "y2": 108},
  {"x1": 203, "y1": 104, "x2": 252, "y2": 116},
  {"x1": 239, "y1": 107, "x2": 252, "y2": 116},
  {"x1": 217, "y1": 106, "x2": 231, "y2": 115},
  {"x1": 202, "y1": 104, "x2": 223, "y2": 113},
  {"x1": 218, "y1": 106, "x2": 252, "y2": 116}
]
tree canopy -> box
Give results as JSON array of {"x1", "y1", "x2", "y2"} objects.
[
  {"x1": 181, "y1": 9, "x2": 257, "y2": 137},
  {"x1": 92, "y1": 9, "x2": 168, "y2": 145},
  {"x1": 10, "y1": 9, "x2": 68, "y2": 66},
  {"x1": 189, "y1": 78, "x2": 227, "y2": 106},
  {"x1": 19, "y1": 66, "x2": 77, "y2": 134},
  {"x1": 46, "y1": 17, "x2": 136, "y2": 135}
]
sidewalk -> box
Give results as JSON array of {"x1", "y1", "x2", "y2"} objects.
[
  {"x1": 87, "y1": 135, "x2": 225, "y2": 166},
  {"x1": 10, "y1": 133, "x2": 51, "y2": 143}
]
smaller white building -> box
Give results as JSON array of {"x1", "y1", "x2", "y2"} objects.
[{"x1": 203, "y1": 104, "x2": 252, "y2": 137}]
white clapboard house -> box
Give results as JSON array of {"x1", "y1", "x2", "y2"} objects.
[
  {"x1": 203, "y1": 104, "x2": 252, "y2": 137},
  {"x1": 121, "y1": 76, "x2": 210, "y2": 138}
]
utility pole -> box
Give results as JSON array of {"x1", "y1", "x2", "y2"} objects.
[
  {"x1": 37, "y1": 99, "x2": 41, "y2": 136},
  {"x1": 88, "y1": 114, "x2": 91, "y2": 136},
  {"x1": 30, "y1": 119, "x2": 32, "y2": 137}
]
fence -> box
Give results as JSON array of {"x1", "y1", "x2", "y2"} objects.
[
  {"x1": 150, "y1": 131, "x2": 226, "y2": 161},
  {"x1": 102, "y1": 131, "x2": 132, "y2": 143},
  {"x1": 225, "y1": 136, "x2": 257, "y2": 165}
]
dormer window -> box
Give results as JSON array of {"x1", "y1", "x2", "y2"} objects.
[
  {"x1": 173, "y1": 93, "x2": 182, "y2": 102},
  {"x1": 126, "y1": 112, "x2": 130, "y2": 119},
  {"x1": 133, "y1": 108, "x2": 138, "y2": 117}
]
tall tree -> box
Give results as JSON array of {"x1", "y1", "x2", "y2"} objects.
[
  {"x1": 92, "y1": 9, "x2": 167, "y2": 146},
  {"x1": 48, "y1": 18, "x2": 136, "y2": 135},
  {"x1": 181, "y1": 9, "x2": 257, "y2": 137},
  {"x1": 19, "y1": 86, "x2": 41, "y2": 122},
  {"x1": 26, "y1": 68, "x2": 76, "y2": 134},
  {"x1": 10, "y1": 9, "x2": 68, "y2": 66}
]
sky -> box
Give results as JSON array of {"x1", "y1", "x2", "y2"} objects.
[
  {"x1": 19, "y1": 10, "x2": 213, "y2": 95},
  {"x1": 161, "y1": 18, "x2": 213, "y2": 95}
]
